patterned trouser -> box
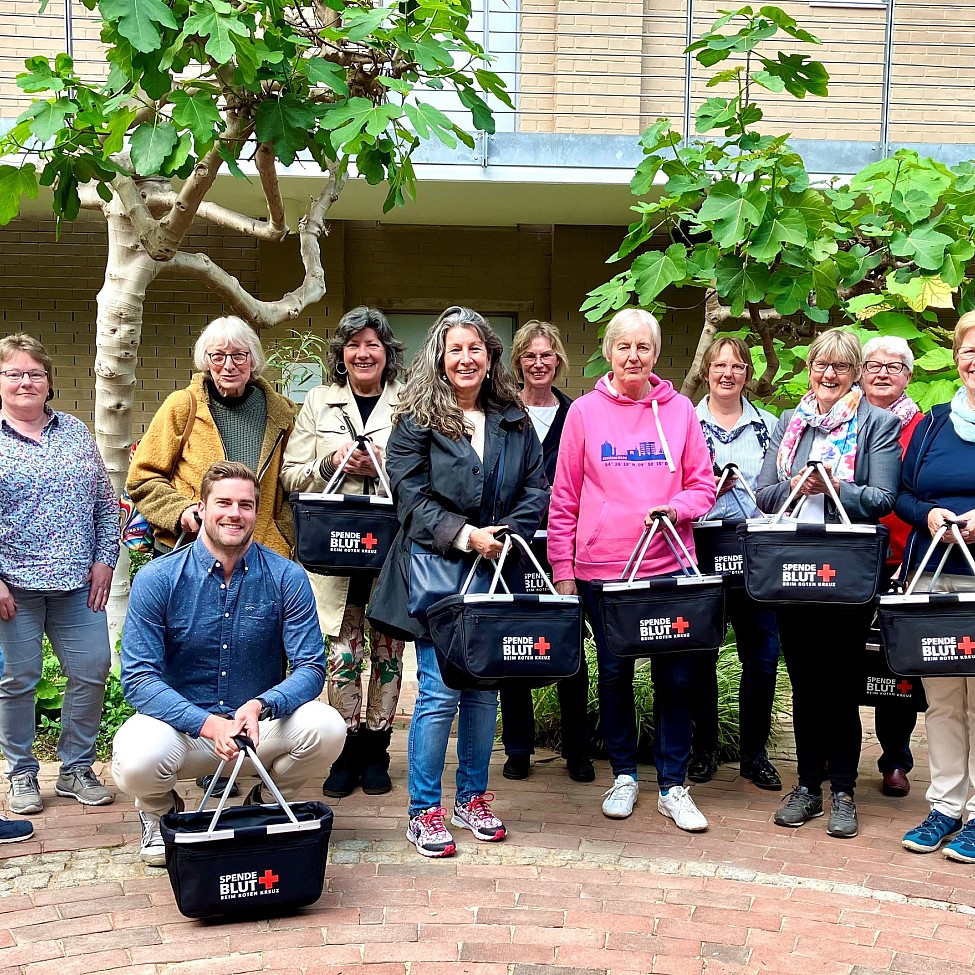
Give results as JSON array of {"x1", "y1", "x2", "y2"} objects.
[{"x1": 328, "y1": 602, "x2": 405, "y2": 732}]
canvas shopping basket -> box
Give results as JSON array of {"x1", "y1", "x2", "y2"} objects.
[
  {"x1": 291, "y1": 435, "x2": 399, "y2": 577},
  {"x1": 878, "y1": 521, "x2": 975, "y2": 678},
  {"x1": 738, "y1": 460, "x2": 888, "y2": 606},
  {"x1": 591, "y1": 514, "x2": 725, "y2": 659},
  {"x1": 862, "y1": 624, "x2": 927, "y2": 711},
  {"x1": 426, "y1": 531, "x2": 583, "y2": 691},
  {"x1": 524, "y1": 529, "x2": 553, "y2": 594},
  {"x1": 692, "y1": 463, "x2": 765, "y2": 582},
  {"x1": 160, "y1": 735, "x2": 333, "y2": 919}
]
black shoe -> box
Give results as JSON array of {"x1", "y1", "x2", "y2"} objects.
[
  {"x1": 740, "y1": 756, "x2": 782, "y2": 791},
  {"x1": 359, "y1": 727, "x2": 393, "y2": 795},
  {"x1": 826, "y1": 791, "x2": 859, "y2": 839},
  {"x1": 502, "y1": 755, "x2": 531, "y2": 780},
  {"x1": 774, "y1": 786, "x2": 824, "y2": 827},
  {"x1": 566, "y1": 755, "x2": 596, "y2": 783},
  {"x1": 243, "y1": 783, "x2": 266, "y2": 806},
  {"x1": 195, "y1": 774, "x2": 239, "y2": 798},
  {"x1": 322, "y1": 730, "x2": 361, "y2": 798},
  {"x1": 687, "y1": 751, "x2": 719, "y2": 783}
]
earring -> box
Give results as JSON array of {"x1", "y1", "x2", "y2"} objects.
[
  {"x1": 486, "y1": 370, "x2": 491, "y2": 379},
  {"x1": 335, "y1": 362, "x2": 348, "y2": 376}
]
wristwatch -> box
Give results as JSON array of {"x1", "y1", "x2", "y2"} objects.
[{"x1": 256, "y1": 697, "x2": 274, "y2": 721}]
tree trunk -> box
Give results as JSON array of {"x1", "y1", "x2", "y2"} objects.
[
  {"x1": 679, "y1": 290, "x2": 722, "y2": 399},
  {"x1": 95, "y1": 195, "x2": 163, "y2": 649}
]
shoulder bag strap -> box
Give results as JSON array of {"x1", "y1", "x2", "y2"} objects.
[{"x1": 169, "y1": 390, "x2": 197, "y2": 480}]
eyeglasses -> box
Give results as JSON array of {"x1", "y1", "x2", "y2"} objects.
[
  {"x1": 520, "y1": 352, "x2": 556, "y2": 364},
  {"x1": 863, "y1": 360, "x2": 907, "y2": 376},
  {"x1": 0, "y1": 369, "x2": 47, "y2": 382},
  {"x1": 958, "y1": 348, "x2": 975, "y2": 363},
  {"x1": 709, "y1": 361, "x2": 748, "y2": 375},
  {"x1": 206, "y1": 351, "x2": 250, "y2": 366},
  {"x1": 810, "y1": 360, "x2": 853, "y2": 376}
]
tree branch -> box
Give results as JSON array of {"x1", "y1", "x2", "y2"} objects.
[
  {"x1": 140, "y1": 187, "x2": 289, "y2": 241},
  {"x1": 112, "y1": 174, "x2": 161, "y2": 248},
  {"x1": 255, "y1": 142, "x2": 289, "y2": 237},
  {"x1": 679, "y1": 289, "x2": 721, "y2": 398},
  {"x1": 750, "y1": 303, "x2": 780, "y2": 398}
]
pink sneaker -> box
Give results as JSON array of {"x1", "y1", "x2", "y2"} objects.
[
  {"x1": 451, "y1": 793, "x2": 506, "y2": 841},
  {"x1": 406, "y1": 807, "x2": 456, "y2": 858}
]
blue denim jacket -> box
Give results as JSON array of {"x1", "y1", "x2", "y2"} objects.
[{"x1": 121, "y1": 539, "x2": 326, "y2": 737}]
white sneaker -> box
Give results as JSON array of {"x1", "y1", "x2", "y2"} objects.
[
  {"x1": 139, "y1": 812, "x2": 166, "y2": 867},
  {"x1": 601, "y1": 774, "x2": 639, "y2": 818},
  {"x1": 657, "y1": 785, "x2": 708, "y2": 832}
]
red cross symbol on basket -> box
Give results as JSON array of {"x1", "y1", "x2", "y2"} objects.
[
  {"x1": 671, "y1": 617, "x2": 690, "y2": 634},
  {"x1": 533, "y1": 636, "x2": 550, "y2": 655},
  {"x1": 896, "y1": 680, "x2": 913, "y2": 695},
  {"x1": 958, "y1": 636, "x2": 975, "y2": 656},
  {"x1": 258, "y1": 869, "x2": 279, "y2": 890},
  {"x1": 817, "y1": 564, "x2": 836, "y2": 583},
  {"x1": 361, "y1": 533, "x2": 378, "y2": 550}
]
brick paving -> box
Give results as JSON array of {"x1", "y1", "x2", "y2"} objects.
[{"x1": 1, "y1": 671, "x2": 973, "y2": 975}]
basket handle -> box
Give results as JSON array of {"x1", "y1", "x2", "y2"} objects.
[
  {"x1": 620, "y1": 514, "x2": 703, "y2": 584},
  {"x1": 458, "y1": 534, "x2": 513, "y2": 597},
  {"x1": 769, "y1": 459, "x2": 852, "y2": 526},
  {"x1": 197, "y1": 733, "x2": 301, "y2": 833},
  {"x1": 505, "y1": 531, "x2": 562, "y2": 597},
  {"x1": 903, "y1": 520, "x2": 975, "y2": 595},
  {"x1": 322, "y1": 435, "x2": 393, "y2": 498}
]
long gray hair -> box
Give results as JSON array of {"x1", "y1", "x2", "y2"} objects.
[{"x1": 394, "y1": 306, "x2": 521, "y2": 439}]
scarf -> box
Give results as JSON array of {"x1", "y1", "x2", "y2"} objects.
[
  {"x1": 776, "y1": 386, "x2": 862, "y2": 483},
  {"x1": 949, "y1": 386, "x2": 975, "y2": 443},
  {"x1": 888, "y1": 391, "x2": 920, "y2": 430},
  {"x1": 700, "y1": 401, "x2": 771, "y2": 461}
]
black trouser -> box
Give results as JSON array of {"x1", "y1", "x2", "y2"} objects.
[
  {"x1": 690, "y1": 585, "x2": 781, "y2": 761},
  {"x1": 775, "y1": 602, "x2": 873, "y2": 797},
  {"x1": 499, "y1": 656, "x2": 591, "y2": 760}
]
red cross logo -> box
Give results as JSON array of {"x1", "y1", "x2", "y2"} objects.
[
  {"x1": 533, "y1": 637, "x2": 550, "y2": 655},
  {"x1": 258, "y1": 869, "x2": 279, "y2": 890},
  {"x1": 817, "y1": 564, "x2": 836, "y2": 583},
  {"x1": 361, "y1": 533, "x2": 378, "y2": 550},
  {"x1": 958, "y1": 636, "x2": 975, "y2": 655},
  {"x1": 896, "y1": 680, "x2": 913, "y2": 694},
  {"x1": 672, "y1": 617, "x2": 690, "y2": 634}
]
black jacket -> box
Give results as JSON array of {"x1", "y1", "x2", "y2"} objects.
[{"x1": 368, "y1": 404, "x2": 549, "y2": 641}]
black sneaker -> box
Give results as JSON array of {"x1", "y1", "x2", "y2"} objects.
[
  {"x1": 687, "y1": 751, "x2": 719, "y2": 783},
  {"x1": 740, "y1": 756, "x2": 782, "y2": 791},
  {"x1": 502, "y1": 755, "x2": 531, "y2": 780},
  {"x1": 566, "y1": 755, "x2": 596, "y2": 783},
  {"x1": 195, "y1": 774, "x2": 239, "y2": 799},
  {"x1": 773, "y1": 786, "x2": 824, "y2": 827},
  {"x1": 826, "y1": 791, "x2": 859, "y2": 839}
]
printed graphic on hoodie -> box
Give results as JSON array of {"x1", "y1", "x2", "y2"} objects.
[{"x1": 601, "y1": 440, "x2": 669, "y2": 466}]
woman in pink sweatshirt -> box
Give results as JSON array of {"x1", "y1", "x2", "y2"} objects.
[{"x1": 548, "y1": 308, "x2": 716, "y2": 829}]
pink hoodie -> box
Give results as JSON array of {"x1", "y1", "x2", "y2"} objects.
[{"x1": 548, "y1": 373, "x2": 716, "y2": 583}]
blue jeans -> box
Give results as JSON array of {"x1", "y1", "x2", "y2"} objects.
[
  {"x1": 408, "y1": 639, "x2": 499, "y2": 816},
  {"x1": 579, "y1": 580, "x2": 693, "y2": 789},
  {"x1": 0, "y1": 586, "x2": 111, "y2": 775}
]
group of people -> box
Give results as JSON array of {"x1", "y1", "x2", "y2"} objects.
[{"x1": 1, "y1": 307, "x2": 975, "y2": 867}]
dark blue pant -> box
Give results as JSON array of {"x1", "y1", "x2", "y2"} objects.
[
  {"x1": 579, "y1": 580, "x2": 693, "y2": 789},
  {"x1": 499, "y1": 655, "x2": 591, "y2": 759},
  {"x1": 690, "y1": 585, "x2": 781, "y2": 761}
]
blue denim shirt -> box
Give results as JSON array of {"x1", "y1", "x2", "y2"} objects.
[{"x1": 121, "y1": 539, "x2": 326, "y2": 737}]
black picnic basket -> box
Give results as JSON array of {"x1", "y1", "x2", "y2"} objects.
[
  {"x1": 426, "y1": 531, "x2": 584, "y2": 691},
  {"x1": 862, "y1": 621, "x2": 927, "y2": 711},
  {"x1": 692, "y1": 463, "x2": 763, "y2": 582},
  {"x1": 160, "y1": 735, "x2": 333, "y2": 920},
  {"x1": 523, "y1": 529, "x2": 553, "y2": 594},
  {"x1": 591, "y1": 514, "x2": 725, "y2": 659},
  {"x1": 878, "y1": 521, "x2": 975, "y2": 678},
  {"x1": 738, "y1": 460, "x2": 889, "y2": 606},
  {"x1": 291, "y1": 435, "x2": 399, "y2": 577}
]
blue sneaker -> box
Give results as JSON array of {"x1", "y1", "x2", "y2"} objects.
[
  {"x1": 902, "y1": 809, "x2": 963, "y2": 853},
  {"x1": 0, "y1": 816, "x2": 33, "y2": 844},
  {"x1": 944, "y1": 818, "x2": 975, "y2": 864}
]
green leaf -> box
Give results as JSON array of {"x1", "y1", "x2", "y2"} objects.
[
  {"x1": 695, "y1": 97, "x2": 736, "y2": 133},
  {"x1": 17, "y1": 57, "x2": 67, "y2": 94},
  {"x1": 914, "y1": 347, "x2": 956, "y2": 372},
  {"x1": 102, "y1": 107, "x2": 137, "y2": 156},
  {"x1": 885, "y1": 271, "x2": 955, "y2": 312},
  {"x1": 457, "y1": 86, "x2": 495, "y2": 134},
  {"x1": 182, "y1": 5, "x2": 250, "y2": 62},
  {"x1": 812, "y1": 259, "x2": 837, "y2": 311},
  {"x1": 630, "y1": 155, "x2": 663, "y2": 196},
  {"x1": 170, "y1": 90, "x2": 223, "y2": 147},
  {"x1": 343, "y1": 5, "x2": 389, "y2": 43},
  {"x1": 630, "y1": 244, "x2": 687, "y2": 303},
  {"x1": 707, "y1": 67, "x2": 744, "y2": 87},
  {"x1": 889, "y1": 224, "x2": 954, "y2": 271},
  {"x1": 306, "y1": 57, "x2": 350, "y2": 97},
  {"x1": 910, "y1": 378, "x2": 957, "y2": 411},
  {"x1": 751, "y1": 70, "x2": 785, "y2": 93},
  {"x1": 748, "y1": 208, "x2": 808, "y2": 262},
  {"x1": 940, "y1": 239, "x2": 975, "y2": 288},
  {"x1": 581, "y1": 273, "x2": 634, "y2": 322},
  {"x1": 714, "y1": 256, "x2": 770, "y2": 317},
  {"x1": 758, "y1": 52, "x2": 829, "y2": 98},
  {"x1": 100, "y1": 0, "x2": 179, "y2": 53},
  {"x1": 254, "y1": 94, "x2": 316, "y2": 166},
  {"x1": 22, "y1": 99, "x2": 77, "y2": 143},
  {"x1": 160, "y1": 131, "x2": 192, "y2": 176},
  {"x1": 129, "y1": 120, "x2": 179, "y2": 174},
  {"x1": 0, "y1": 164, "x2": 38, "y2": 225},
  {"x1": 871, "y1": 311, "x2": 923, "y2": 339},
  {"x1": 404, "y1": 102, "x2": 455, "y2": 147},
  {"x1": 698, "y1": 181, "x2": 765, "y2": 249},
  {"x1": 768, "y1": 269, "x2": 813, "y2": 315}
]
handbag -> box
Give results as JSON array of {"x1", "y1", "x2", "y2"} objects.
[
  {"x1": 591, "y1": 515, "x2": 726, "y2": 659},
  {"x1": 879, "y1": 521, "x2": 975, "y2": 678},
  {"x1": 291, "y1": 434, "x2": 399, "y2": 577},
  {"x1": 160, "y1": 735, "x2": 333, "y2": 920},
  {"x1": 738, "y1": 460, "x2": 889, "y2": 606},
  {"x1": 692, "y1": 463, "x2": 763, "y2": 581},
  {"x1": 426, "y1": 531, "x2": 583, "y2": 690}
]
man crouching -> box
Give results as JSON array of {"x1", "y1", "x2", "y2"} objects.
[{"x1": 112, "y1": 461, "x2": 346, "y2": 866}]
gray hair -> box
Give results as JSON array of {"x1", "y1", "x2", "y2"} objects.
[
  {"x1": 193, "y1": 316, "x2": 267, "y2": 377},
  {"x1": 862, "y1": 335, "x2": 914, "y2": 374},
  {"x1": 325, "y1": 306, "x2": 405, "y2": 387},
  {"x1": 806, "y1": 328, "x2": 863, "y2": 378},
  {"x1": 601, "y1": 308, "x2": 661, "y2": 361}
]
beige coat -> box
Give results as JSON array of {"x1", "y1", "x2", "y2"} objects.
[{"x1": 280, "y1": 380, "x2": 403, "y2": 636}]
